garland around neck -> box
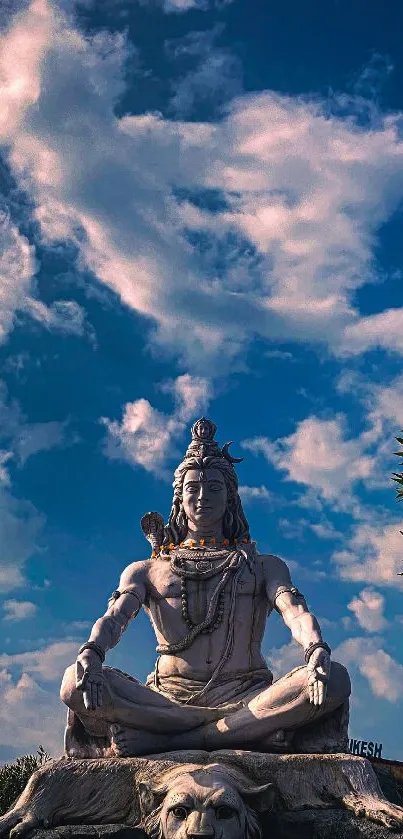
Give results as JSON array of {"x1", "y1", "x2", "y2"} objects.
[{"x1": 151, "y1": 537, "x2": 255, "y2": 559}]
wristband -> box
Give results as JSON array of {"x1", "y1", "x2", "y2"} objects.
[
  {"x1": 78, "y1": 642, "x2": 105, "y2": 663},
  {"x1": 304, "y1": 641, "x2": 331, "y2": 664}
]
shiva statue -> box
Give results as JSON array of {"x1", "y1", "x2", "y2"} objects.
[{"x1": 60, "y1": 418, "x2": 351, "y2": 758}]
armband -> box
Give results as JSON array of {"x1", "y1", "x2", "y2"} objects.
[
  {"x1": 304, "y1": 641, "x2": 331, "y2": 663},
  {"x1": 107, "y1": 588, "x2": 142, "y2": 609},
  {"x1": 78, "y1": 642, "x2": 105, "y2": 662},
  {"x1": 273, "y1": 585, "x2": 305, "y2": 607}
]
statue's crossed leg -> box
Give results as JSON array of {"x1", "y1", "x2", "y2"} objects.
[{"x1": 61, "y1": 660, "x2": 350, "y2": 757}]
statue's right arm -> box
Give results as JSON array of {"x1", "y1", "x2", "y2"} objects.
[{"x1": 86, "y1": 560, "x2": 149, "y2": 654}]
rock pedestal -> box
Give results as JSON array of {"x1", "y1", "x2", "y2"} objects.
[{"x1": 1, "y1": 751, "x2": 402, "y2": 839}]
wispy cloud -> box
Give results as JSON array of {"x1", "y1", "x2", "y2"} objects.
[
  {"x1": 0, "y1": 218, "x2": 35, "y2": 345},
  {"x1": 239, "y1": 484, "x2": 273, "y2": 504},
  {"x1": 0, "y1": 381, "x2": 71, "y2": 593},
  {"x1": 347, "y1": 588, "x2": 388, "y2": 632},
  {"x1": 0, "y1": 483, "x2": 44, "y2": 592},
  {"x1": 2, "y1": 599, "x2": 38, "y2": 621},
  {"x1": 101, "y1": 373, "x2": 211, "y2": 477},
  {"x1": 242, "y1": 415, "x2": 375, "y2": 504},
  {"x1": 336, "y1": 637, "x2": 403, "y2": 703},
  {"x1": 333, "y1": 521, "x2": 403, "y2": 587},
  {"x1": 0, "y1": 640, "x2": 78, "y2": 757},
  {"x1": 166, "y1": 26, "x2": 242, "y2": 118},
  {"x1": 1, "y1": 0, "x2": 403, "y2": 368}
]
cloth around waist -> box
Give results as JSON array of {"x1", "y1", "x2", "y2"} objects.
[{"x1": 146, "y1": 666, "x2": 273, "y2": 707}]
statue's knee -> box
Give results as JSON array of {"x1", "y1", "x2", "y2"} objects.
[
  {"x1": 60, "y1": 664, "x2": 77, "y2": 707},
  {"x1": 329, "y1": 661, "x2": 351, "y2": 702}
]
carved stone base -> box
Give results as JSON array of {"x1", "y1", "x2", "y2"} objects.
[
  {"x1": 1, "y1": 751, "x2": 402, "y2": 839},
  {"x1": 26, "y1": 811, "x2": 403, "y2": 839}
]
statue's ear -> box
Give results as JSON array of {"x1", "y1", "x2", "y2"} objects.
[
  {"x1": 137, "y1": 781, "x2": 166, "y2": 814},
  {"x1": 238, "y1": 782, "x2": 275, "y2": 813}
]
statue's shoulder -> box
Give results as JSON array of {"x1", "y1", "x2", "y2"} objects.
[
  {"x1": 119, "y1": 559, "x2": 152, "y2": 588},
  {"x1": 255, "y1": 551, "x2": 292, "y2": 582}
]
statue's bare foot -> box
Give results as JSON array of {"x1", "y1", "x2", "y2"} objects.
[{"x1": 110, "y1": 724, "x2": 171, "y2": 757}]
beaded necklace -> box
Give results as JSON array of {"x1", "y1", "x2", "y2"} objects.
[{"x1": 156, "y1": 549, "x2": 247, "y2": 655}]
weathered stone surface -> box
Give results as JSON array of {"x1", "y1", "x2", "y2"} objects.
[
  {"x1": 28, "y1": 811, "x2": 403, "y2": 839},
  {"x1": 2, "y1": 752, "x2": 402, "y2": 839},
  {"x1": 28, "y1": 828, "x2": 145, "y2": 839},
  {"x1": 263, "y1": 810, "x2": 403, "y2": 838}
]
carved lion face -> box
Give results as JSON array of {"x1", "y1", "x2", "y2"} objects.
[{"x1": 139, "y1": 764, "x2": 273, "y2": 839}]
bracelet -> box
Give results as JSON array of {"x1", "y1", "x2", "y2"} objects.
[
  {"x1": 304, "y1": 641, "x2": 331, "y2": 664},
  {"x1": 78, "y1": 642, "x2": 105, "y2": 663}
]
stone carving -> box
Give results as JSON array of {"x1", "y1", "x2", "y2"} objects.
[
  {"x1": 1, "y1": 752, "x2": 402, "y2": 839},
  {"x1": 60, "y1": 418, "x2": 351, "y2": 759},
  {"x1": 2, "y1": 420, "x2": 402, "y2": 838}
]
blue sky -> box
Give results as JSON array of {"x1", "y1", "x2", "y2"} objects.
[{"x1": 0, "y1": 0, "x2": 403, "y2": 763}]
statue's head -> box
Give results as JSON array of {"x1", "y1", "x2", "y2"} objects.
[
  {"x1": 164, "y1": 418, "x2": 250, "y2": 546},
  {"x1": 139, "y1": 763, "x2": 274, "y2": 839}
]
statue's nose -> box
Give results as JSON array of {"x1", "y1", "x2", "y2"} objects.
[{"x1": 186, "y1": 810, "x2": 215, "y2": 837}]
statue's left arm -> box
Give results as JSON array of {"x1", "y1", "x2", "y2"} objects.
[{"x1": 262, "y1": 553, "x2": 331, "y2": 707}]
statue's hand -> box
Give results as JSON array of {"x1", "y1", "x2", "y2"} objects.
[
  {"x1": 75, "y1": 650, "x2": 105, "y2": 711},
  {"x1": 306, "y1": 647, "x2": 331, "y2": 707}
]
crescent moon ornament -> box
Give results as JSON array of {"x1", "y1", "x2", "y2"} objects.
[{"x1": 221, "y1": 441, "x2": 244, "y2": 464}]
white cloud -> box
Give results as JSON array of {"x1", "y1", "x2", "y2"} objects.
[
  {"x1": 0, "y1": 640, "x2": 77, "y2": 680},
  {"x1": 2, "y1": 1, "x2": 403, "y2": 366},
  {"x1": 0, "y1": 381, "x2": 70, "y2": 592},
  {"x1": 2, "y1": 599, "x2": 38, "y2": 621},
  {"x1": 102, "y1": 374, "x2": 211, "y2": 477},
  {"x1": 264, "y1": 349, "x2": 294, "y2": 361},
  {"x1": 266, "y1": 641, "x2": 303, "y2": 680},
  {"x1": 239, "y1": 484, "x2": 273, "y2": 503},
  {"x1": 347, "y1": 588, "x2": 387, "y2": 632},
  {"x1": 13, "y1": 420, "x2": 67, "y2": 465},
  {"x1": 0, "y1": 483, "x2": 44, "y2": 592},
  {"x1": 0, "y1": 379, "x2": 68, "y2": 466},
  {"x1": 167, "y1": 29, "x2": 242, "y2": 118},
  {"x1": 26, "y1": 298, "x2": 96, "y2": 343},
  {"x1": 163, "y1": 0, "x2": 207, "y2": 12},
  {"x1": 340, "y1": 308, "x2": 403, "y2": 357},
  {"x1": 335, "y1": 637, "x2": 403, "y2": 703},
  {"x1": 243, "y1": 416, "x2": 375, "y2": 502},
  {"x1": 0, "y1": 640, "x2": 78, "y2": 757},
  {"x1": 333, "y1": 521, "x2": 403, "y2": 587},
  {"x1": 0, "y1": 672, "x2": 65, "y2": 758},
  {"x1": 309, "y1": 520, "x2": 342, "y2": 540},
  {"x1": 0, "y1": 219, "x2": 36, "y2": 345},
  {"x1": 336, "y1": 370, "x2": 403, "y2": 489},
  {"x1": 137, "y1": 0, "x2": 233, "y2": 11}
]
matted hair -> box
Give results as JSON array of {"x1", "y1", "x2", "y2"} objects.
[{"x1": 163, "y1": 454, "x2": 250, "y2": 547}]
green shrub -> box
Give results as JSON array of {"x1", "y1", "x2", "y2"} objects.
[{"x1": 0, "y1": 746, "x2": 51, "y2": 816}]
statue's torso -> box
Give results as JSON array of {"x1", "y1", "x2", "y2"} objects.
[{"x1": 142, "y1": 550, "x2": 271, "y2": 681}]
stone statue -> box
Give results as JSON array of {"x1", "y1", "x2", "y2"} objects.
[
  {"x1": 2, "y1": 418, "x2": 403, "y2": 839},
  {"x1": 60, "y1": 418, "x2": 351, "y2": 759}
]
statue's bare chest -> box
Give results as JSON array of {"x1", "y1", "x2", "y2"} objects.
[{"x1": 145, "y1": 555, "x2": 265, "y2": 603}]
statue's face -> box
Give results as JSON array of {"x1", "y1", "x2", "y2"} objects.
[
  {"x1": 182, "y1": 468, "x2": 228, "y2": 532},
  {"x1": 197, "y1": 420, "x2": 210, "y2": 439},
  {"x1": 159, "y1": 772, "x2": 250, "y2": 839}
]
